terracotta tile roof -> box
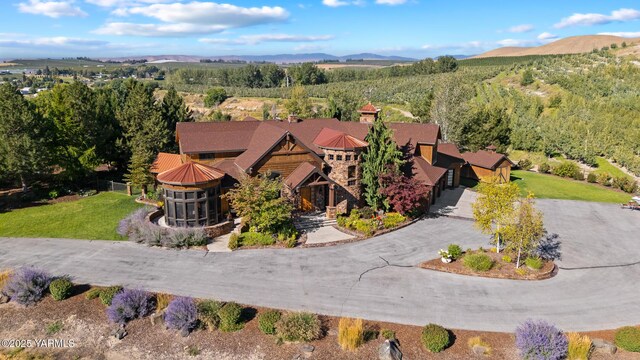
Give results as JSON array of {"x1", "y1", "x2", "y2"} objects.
[
  {"x1": 151, "y1": 152, "x2": 183, "y2": 174},
  {"x1": 234, "y1": 122, "x2": 288, "y2": 171},
  {"x1": 157, "y1": 162, "x2": 225, "y2": 186},
  {"x1": 413, "y1": 157, "x2": 448, "y2": 186},
  {"x1": 462, "y1": 150, "x2": 514, "y2": 170},
  {"x1": 313, "y1": 128, "x2": 368, "y2": 150},
  {"x1": 358, "y1": 102, "x2": 379, "y2": 113},
  {"x1": 284, "y1": 162, "x2": 329, "y2": 189}
]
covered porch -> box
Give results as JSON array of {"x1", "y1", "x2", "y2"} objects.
[{"x1": 284, "y1": 162, "x2": 335, "y2": 213}]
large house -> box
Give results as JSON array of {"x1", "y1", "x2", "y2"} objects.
[{"x1": 151, "y1": 104, "x2": 511, "y2": 228}]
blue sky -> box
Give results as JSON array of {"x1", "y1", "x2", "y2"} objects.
[{"x1": 1, "y1": 0, "x2": 639, "y2": 58}]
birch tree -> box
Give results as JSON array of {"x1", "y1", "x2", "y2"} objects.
[{"x1": 472, "y1": 176, "x2": 519, "y2": 252}]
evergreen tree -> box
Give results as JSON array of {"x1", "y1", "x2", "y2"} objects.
[
  {"x1": 361, "y1": 116, "x2": 404, "y2": 210},
  {"x1": 35, "y1": 81, "x2": 100, "y2": 181},
  {"x1": 0, "y1": 83, "x2": 53, "y2": 190},
  {"x1": 161, "y1": 86, "x2": 192, "y2": 151}
]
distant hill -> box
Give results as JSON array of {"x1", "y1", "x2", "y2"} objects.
[
  {"x1": 474, "y1": 35, "x2": 640, "y2": 58},
  {"x1": 99, "y1": 53, "x2": 416, "y2": 64}
]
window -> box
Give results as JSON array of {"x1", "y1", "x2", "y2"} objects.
[
  {"x1": 163, "y1": 185, "x2": 220, "y2": 227},
  {"x1": 336, "y1": 155, "x2": 343, "y2": 161},
  {"x1": 348, "y1": 165, "x2": 356, "y2": 179},
  {"x1": 348, "y1": 180, "x2": 356, "y2": 186},
  {"x1": 328, "y1": 154, "x2": 334, "y2": 160},
  {"x1": 345, "y1": 155, "x2": 351, "y2": 161}
]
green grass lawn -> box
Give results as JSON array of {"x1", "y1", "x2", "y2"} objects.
[
  {"x1": 511, "y1": 170, "x2": 632, "y2": 203},
  {"x1": 592, "y1": 157, "x2": 629, "y2": 178},
  {"x1": 0, "y1": 192, "x2": 144, "y2": 240}
]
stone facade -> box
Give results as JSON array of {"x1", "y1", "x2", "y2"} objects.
[{"x1": 323, "y1": 148, "x2": 363, "y2": 210}]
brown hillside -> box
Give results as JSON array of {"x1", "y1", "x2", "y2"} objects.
[{"x1": 474, "y1": 35, "x2": 640, "y2": 58}]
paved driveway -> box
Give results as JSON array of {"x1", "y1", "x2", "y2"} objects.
[{"x1": 0, "y1": 200, "x2": 638, "y2": 332}]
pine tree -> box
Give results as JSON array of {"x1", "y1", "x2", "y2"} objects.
[
  {"x1": 161, "y1": 86, "x2": 192, "y2": 151},
  {"x1": 0, "y1": 83, "x2": 53, "y2": 191},
  {"x1": 361, "y1": 116, "x2": 404, "y2": 210},
  {"x1": 125, "y1": 149, "x2": 155, "y2": 188}
]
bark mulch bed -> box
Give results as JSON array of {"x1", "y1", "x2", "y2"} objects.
[
  {"x1": 420, "y1": 250, "x2": 556, "y2": 280},
  {"x1": 0, "y1": 287, "x2": 636, "y2": 360}
]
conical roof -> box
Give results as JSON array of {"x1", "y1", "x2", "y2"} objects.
[
  {"x1": 313, "y1": 128, "x2": 368, "y2": 150},
  {"x1": 358, "y1": 102, "x2": 379, "y2": 113},
  {"x1": 157, "y1": 161, "x2": 225, "y2": 186}
]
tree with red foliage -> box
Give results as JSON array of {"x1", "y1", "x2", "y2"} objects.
[{"x1": 379, "y1": 165, "x2": 429, "y2": 215}]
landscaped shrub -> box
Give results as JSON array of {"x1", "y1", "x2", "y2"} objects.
[
  {"x1": 515, "y1": 319, "x2": 568, "y2": 360},
  {"x1": 586, "y1": 173, "x2": 597, "y2": 183},
  {"x1": 381, "y1": 329, "x2": 396, "y2": 340},
  {"x1": 382, "y1": 212, "x2": 406, "y2": 229},
  {"x1": 614, "y1": 326, "x2": 640, "y2": 352},
  {"x1": 277, "y1": 224, "x2": 299, "y2": 248},
  {"x1": 612, "y1": 176, "x2": 637, "y2": 193},
  {"x1": 117, "y1": 208, "x2": 148, "y2": 237},
  {"x1": 518, "y1": 158, "x2": 533, "y2": 171},
  {"x1": 354, "y1": 219, "x2": 377, "y2": 236},
  {"x1": 525, "y1": 257, "x2": 543, "y2": 270},
  {"x1": 421, "y1": 324, "x2": 450, "y2": 353},
  {"x1": 552, "y1": 162, "x2": 581, "y2": 179},
  {"x1": 164, "y1": 297, "x2": 198, "y2": 333},
  {"x1": 538, "y1": 162, "x2": 551, "y2": 174},
  {"x1": 596, "y1": 172, "x2": 611, "y2": 186},
  {"x1": 3, "y1": 267, "x2": 52, "y2": 306},
  {"x1": 99, "y1": 286, "x2": 122, "y2": 306},
  {"x1": 463, "y1": 253, "x2": 494, "y2": 272},
  {"x1": 359, "y1": 206, "x2": 375, "y2": 219},
  {"x1": 336, "y1": 215, "x2": 348, "y2": 228},
  {"x1": 49, "y1": 277, "x2": 74, "y2": 301},
  {"x1": 338, "y1": 318, "x2": 364, "y2": 351},
  {"x1": 197, "y1": 299, "x2": 223, "y2": 331},
  {"x1": 258, "y1": 310, "x2": 282, "y2": 335},
  {"x1": 85, "y1": 287, "x2": 102, "y2": 300},
  {"x1": 165, "y1": 227, "x2": 208, "y2": 248},
  {"x1": 502, "y1": 255, "x2": 512, "y2": 263},
  {"x1": 0, "y1": 269, "x2": 12, "y2": 293},
  {"x1": 241, "y1": 232, "x2": 275, "y2": 247},
  {"x1": 155, "y1": 293, "x2": 173, "y2": 312},
  {"x1": 276, "y1": 312, "x2": 322, "y2": 342},
  {"x1": 106, "y1": 288, "x2": 153, "y2": 324},
  {"x1": 566, "y1": 332, "x2": 592, "y2": 360},
  {"x1": 228, "y1": 233, "x2": 240, "y2": 250},
  {"x1": 218, "y1": 302, "x2": 243, "y2": 332},
  {"x1": 468, "y1": 336, "x2": 491, "y2": 355},
  {"x1": 447, "y1": 244, "x2": 463, "y2": 260}
]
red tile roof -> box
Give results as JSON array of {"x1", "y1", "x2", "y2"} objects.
[
  {"x1": 358, "y1": 102, "x2": 379, "y2": 113},
  {"x1": 151, "y1": 152, "x2": 183, "y2": 174},
  {"x1": 157, "y1": 162, "x2": 225, "y2": 186},
  {"x1": 462, "y1": 150, "x2": 514, "y2": 170},
  {"x1": 313, "y1": 128, "x2": 368, "y2": 150},
  {"x1": 284, "y1": 162, "x2": 329, "y2": 189},
  {"x1": 413, "y1": 157, "x2": 448, "y2": 186}
]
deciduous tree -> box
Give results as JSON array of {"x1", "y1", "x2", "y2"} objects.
[
  {"x1": 502, "y1": 194, "x2": 545, "y2": 268},
  {"x1": 378, "y1": 165, "x2": 428, "y2": 215},
  {"x1": 285, "y1": 85, "x2": 313, "y2": 118},
  {"x1": 472, "y1": 176, "x2": 520, "y2": 252}
]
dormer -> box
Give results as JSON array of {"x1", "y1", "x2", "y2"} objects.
[{"x1": 416, "y1": 140, "x2": 438, "y2": 165}]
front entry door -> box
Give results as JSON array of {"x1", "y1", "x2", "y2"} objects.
[{"x1": 300, "y1": 187, "x2": 313, "y2": 211}]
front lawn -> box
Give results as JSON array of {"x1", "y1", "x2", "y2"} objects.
[
  {"x1": 593, "y1": 157, "x2": 630, "y2": 178},
  {"x1": 511, "y1": 170, "x2": 632, "y2": 203},
  {"x1": 0, "y1": 192, "x2": 144, "y2": 240}
]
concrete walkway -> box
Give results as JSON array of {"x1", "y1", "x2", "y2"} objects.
[
  {"x1": 429, "y1": 187, "x2": 477, "y2": 219},
  {"x1": 1, "y1": 200, "x2": 639, "y2": 332}
]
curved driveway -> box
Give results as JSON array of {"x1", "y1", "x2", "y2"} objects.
[{"x1": 0, "y1": 199, "x2": 639, "y2": 332}]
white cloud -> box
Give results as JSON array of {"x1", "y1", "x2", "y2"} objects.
[
  {"x1": 598, "y1": 31, "x2": 640, "y2": 38},
  {"x1": 0, "y1": 36, "x2": 108, "y2": 48},
  {"x1": 322, "y1": 0, "x2": 365, "y2": 7},
  {"x1": 199, "y1": 33, "x2": 334, "y2": 45},
  {"x1": 376, "y1": 0, "x2": 407, "y2": 5},
  {"x1": 537, "y1": 32, "x2": 558, "y2": 41},
  {"x1": 85, "y1": 0, "x2": 174, "y2": 7},
  {"x1": 496, "y1": 38, "x2": 536, "y2": 47},
  {"x1": 17, "y1": 0, "x2": 88, "y2": 18},
  {"x1": 94, "y1": 2, "x2": 289, "y2": 36},
  {"x1": 507, "y1": 24, "x2": 534, "y2": 33},
  {"x1": 554, "y1": 8, "x2": 640, "y2": 28}
]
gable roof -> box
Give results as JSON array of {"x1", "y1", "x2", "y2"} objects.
[
  {"x1": 438, "y1": 143, "x2": 464, "y2": 159},
  {"x1": 284, "y1": 162, "x2": 331, "y2": 189},
  {"x1": 234, "y1": 122, "x2": 288, "y2": 171},
  {"x1": 176, "y1": 120, "x2": 261, "y2": 153},
  {"x1": 313, "y1": 128, "x2": 369, "y2": 150},
  {"x1": 462, "y1": 150, "x2": 514, "y2": 170},
  {"x1": 413, "y1": 157, "x2": 448, "y2": 186},
  {"x1": 151, "y1": 152, "x2": 183, "y2": 174},
  {"x1": 157, "y1": 162, "x2": 225, "y2": 186}
]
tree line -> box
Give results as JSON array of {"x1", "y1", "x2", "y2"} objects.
[{"x1": 0, "y1": 80, "x2": 191, "y2": 190}]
